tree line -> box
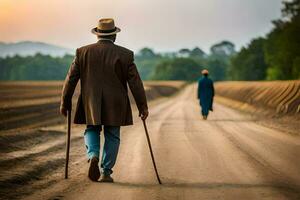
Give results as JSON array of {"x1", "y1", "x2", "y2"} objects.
[
  {"x1": 0, "y1": 54, "x2": 73, "y2": 80},
  {"x1": 135, "y1": 41, "x2": 234, "y2": 81},
  {"x1": 137, "y1": 0, "x2": 300, "y2": 81},
  {"x1": 229, "y1": 0, "x2": 300, "y2": 80},
  {"x1": 0, "y1": 42, "x2": 233, "y2": 81},
  {"x1": 0, "y1": 0, "x2": 298, "y2": 81}
]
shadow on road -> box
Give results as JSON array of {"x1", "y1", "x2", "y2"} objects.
[
  {"x1": 110, "y1": 181, "x2": 300, "y2": 192},
  {"x1": 207, "y1": 119, "x2": 257, "y2": 122}
]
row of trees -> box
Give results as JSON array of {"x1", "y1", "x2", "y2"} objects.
[
  {"x1": 229, "y1": 0, "x2": 300, "y2": 80},
  {"x1": 137, "y1": 0, "x2": 299, "y2": 81},
  {"x1": 0, "y1": 41, "x2": 234, "y2": 81},
  {"x1": 135, "y1": 41, "x2": 235, "y2": 81},
  {"x1": 0, "y1": 41, "x2": 233, "y2": 81},
  {"x1": 0, "y1": 54, "x2": 73, "y2": 80},
  {"x1": 0, "y1": 1, "x2": 298, "y2": 81}
]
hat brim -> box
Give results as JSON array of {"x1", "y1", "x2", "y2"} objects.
[{"x1": 91, "y1": 27, "x2": 121, "y2": 36}]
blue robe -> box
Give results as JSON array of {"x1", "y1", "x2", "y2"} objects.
[{"x1": 197, "y1": 77, "x2": 215, "y2": 116}]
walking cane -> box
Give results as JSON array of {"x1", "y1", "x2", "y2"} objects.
[
  {"x1": 142, "y1": 119, "x2": 162, "y2": 184},
  {"x1": 65, "y1": 110, "x2": 71, "y2": 179}
]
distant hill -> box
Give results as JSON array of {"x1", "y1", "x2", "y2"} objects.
[{"x1": 0, "y1": 41, "x2": 74, "y2": 57}]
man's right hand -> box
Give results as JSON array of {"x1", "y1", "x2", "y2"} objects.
[
  {"x1": 139, "y1": 110, "x2": 149, "y2": 121},
  {"x1": 60, "y1": 105, "x2": 68, "y2": 117}
]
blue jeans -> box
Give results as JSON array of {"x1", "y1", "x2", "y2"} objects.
[{"x1": 84, "y1": 125, "x2": 120, "y2": 175}]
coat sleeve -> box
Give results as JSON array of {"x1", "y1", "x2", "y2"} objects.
[
  {"x1": 197, "y1": 80, "x2": 201, "y2": 99},
  {"x1": 127, "y1": 52, "x2": 148, "y2": 113},
  {"x1": 60, "y1": 49, "x2": 80, "y2": 110},
  {"x1": 211, "y1": 80, "x2": 215, "y2": 97}
]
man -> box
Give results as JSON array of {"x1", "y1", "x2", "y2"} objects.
[
  {"x1": 60, "y1": 18, "x2": 148, "y2": 182},
  {"x1": 197, "y1": 69, "x2": 214, "y2": 120}
]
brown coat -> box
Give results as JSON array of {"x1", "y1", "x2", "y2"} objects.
[{"x1": 60, "y1": 40, "x2": 148, "y2": 126}]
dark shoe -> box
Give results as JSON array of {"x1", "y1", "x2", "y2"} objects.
[
  {"x1": 99, "y1": 174, "x2": 114, "y2": 183},
  {"x1": 88, "y1": 157, "x2": 100, "y2": 182},
  {"x1": 203, "y1": 115, "x2": 207, "y2": 120}
]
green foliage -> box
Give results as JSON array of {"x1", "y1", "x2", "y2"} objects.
[
  {"x1": 282, "y1": 0, "x2": 300, "y2": 19},
  {"x1": 151, "y1": 58, "x2": 202, "y2": 81},
  {"x1": 148, "y1": 42, "x2": 233, "y2": 81},
  {"x1": 0, "y1": 54, "x2": 73, "y2": 80},
  {"x1": 228, "y1": 38, "x2": 267, "y2": 80},
  {"x1": 190, "y1": 47, "x2": 205, "y2": 57},
  {"x1": 210, "y1": 41, "x2": 235, "y2": 57},
  {"x1": 264, "y1": 16, "x2": 300, "y2": 80},
  {"x1": 206, "y1": 59, "x2": 227, "y2": 81},
  {"x1": 135, "y1": 48, "x2": 164, "y2": 80},
  {"x1": 135, "y1": 45, "x2": 232, "y2": 81},
  {"x1": 228, "y1": 0, "x2": 300, "y2": 80},
  {"x1": 205, "y1": 41, "x2": 235, "y2": 81},
  {"x1": 137, "y1": 48, "x2": 157, "y2": 59}
]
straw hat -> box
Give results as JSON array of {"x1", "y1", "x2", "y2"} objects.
[
  {"x1": 91, "y1": 18, "x2": 121, "y2": 36},
  {"x1": 201, "y1": 69, "x2": 209, "y2": 75}
]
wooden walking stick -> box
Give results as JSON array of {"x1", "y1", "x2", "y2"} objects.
[
  {"x1": 65, "y1": 110, "x2": 71, "y2": 179},
  {"x1": 142, "y1": 119, "x2": 162, "y2": 184}
]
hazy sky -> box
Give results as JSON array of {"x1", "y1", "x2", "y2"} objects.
[{"x1": 0, "y1": 0, "x2": 282, "y2": 53}]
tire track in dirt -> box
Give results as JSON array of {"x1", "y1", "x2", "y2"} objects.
[
  {"x1": 0, "y1": 131, "x2": 85, "y2": 200},
  {"x1": 0, "y1": 81, "x2": 185, "y2": 200}
]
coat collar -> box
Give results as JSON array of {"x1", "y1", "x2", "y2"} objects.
[{"x1": 98, "y1": 39, "x2": 114, "y2": 44}]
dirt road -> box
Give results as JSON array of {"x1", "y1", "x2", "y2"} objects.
[{"x1": 20, "y1": 84, "x2": 300, "y2": 199}]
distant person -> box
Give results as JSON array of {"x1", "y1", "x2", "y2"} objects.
[
  {"x1": 60, "y1": 18, "x2": 148, "y2": 182},
  {"x1": 197, "y1": 69, "x2": 214, "y2": 120}
]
